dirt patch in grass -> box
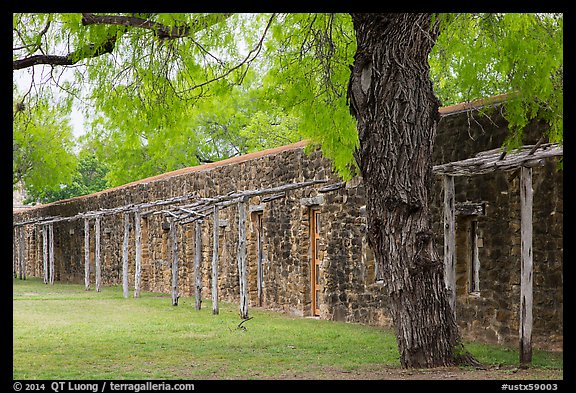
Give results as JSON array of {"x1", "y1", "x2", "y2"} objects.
[
  {"x1": 208, "y1": 365, "x2": 563, "y2": 380},
  {"x1": 314, "y1": 365, "x2": 563, "y2": 380}
]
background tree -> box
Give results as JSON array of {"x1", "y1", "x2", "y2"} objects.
[
  {"x1": 13, "y1": 12, "x2": 563, "y2": 368},
  {"x1": 26, "y1": 149, "x2": 110, "y2": 204},
  {"x1": 13, "y1": 84, "x2": 77, "y2": 202},
  {"x1": 81, "y1": 68, "x2": 301, "y2": 186}
]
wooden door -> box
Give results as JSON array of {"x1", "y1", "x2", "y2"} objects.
[{"x1": 310, "y1": 209, "x2": 321, "y2": 316}]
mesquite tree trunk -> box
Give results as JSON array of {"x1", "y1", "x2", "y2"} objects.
[{"x1": 348, "y1": 13, "x2": 477, "y2": 368}]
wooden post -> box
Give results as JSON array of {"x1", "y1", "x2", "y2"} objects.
[
  {"x1": 48, "y1": 223, "x2": 54, "y2": 285},
  {"x1": 170, "y1": 218, "x2": 179, "y2": 306},
  {"x1": 122, "y1": 212, "x2": 130, "y2": 298},
  {"x1": 134, "y1": 210, "x2": 142, "y2": 298},
  {"x1": 22, "y1": 226, "x2": 27, "y2": 280},
  {"x1": 443, "y1": 175, "x2": 456, "y2": 316},
  {"x1": 519, "y1": 166, "x2": 533, "y2": 366},
  {"x1": 17, "y1": 226, "x2": 25, "y2": 280},
  {"x1": 95, "y1": 216, "x2": 102, "y2": 292},
  {"x1": 212, "y1": 205, "x2": 220, "y2": 315},
  {"x1": 256, "y1": 212, "x2": 264, "y2": 307},
  {"x1": 13, "y1": 227, "x2": 17, "y2": 279},
  {"x1": 84, "y1": 218, "x2": 90, "y2": 290},
  {"x1": 42, "y1": 225, "x2": 48, "y2": 284},
  {"x1": 194, "y1": 220, "x2": 203, "y2": 310},
  {"x1": 237, "y1": 198, "x2": 249, "y2": 320}
]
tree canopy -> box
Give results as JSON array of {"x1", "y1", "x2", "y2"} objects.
[{"x1": 13, "y1": 13, "x2": 562, "y2": 196}]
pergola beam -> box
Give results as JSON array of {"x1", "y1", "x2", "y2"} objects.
[
  {"x1": 211, "y1": 205, "x2": 220, "y2": 315},
  {"x1": 237, "y1": 198, "x2": 249, "y2": 320},
  {"x1": 42, "y1": 225, "x2": 48, "y2": 284},
  {"x1": 95, "y1": 216, "x2": 102, "y2": 292},
  {"x1": 433, "y1": 143, "x2": 562, "y2": 177},
  {"x1": 12, "y1": 179, "x2": 329, "y2": 228},
  {"x1": 48, "y1": 223, "x2": 54, "y2": 285},
  {"x1": 170, "y1": 217, "x2": 179, "y2": 306},
  {"x1": 519, "y1": 166, "x2": 534, "y2": 366},
  {"x1": 122, "y1": 212, "x2": 130, "y2": 298},
  {"x1": 194, "y1": 220, "x2": 203, "y2": 310},
  {"x1": 134, "y1": 210, "x2": 143, "y2": 298},
  {"x1": 84, "y1": 218, "x2": 90, "y2": 290},
  {"x1": 443, "y1": 175, "x2": 456, "y2": 316}
]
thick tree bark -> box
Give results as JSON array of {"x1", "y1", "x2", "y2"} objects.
[{"x1": 348, "y1": 13, "x2": 478, "y2": 368}]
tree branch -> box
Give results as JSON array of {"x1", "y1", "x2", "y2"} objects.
[
  {"x1": 177, "y1": 13, "x2": 276, "y2": 94},
  {"x1": 13, "y1": 35, "x2": 119, "y2": 70},
  {"x1": 81, "y1": 13, "x2": 190, "y2": 40},
  {"x1": 13, "y1": 13, "x2": 233, "y2": 71}
]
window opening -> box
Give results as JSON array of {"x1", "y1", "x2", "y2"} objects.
[{"x1": 469, "y1": 220, "x2": 481, "y2": 294}]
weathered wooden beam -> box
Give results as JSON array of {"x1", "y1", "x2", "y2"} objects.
[
  {"x1": 318, "y1": 181, "x2": 345, "y2": 193},
  {"x1": 433, "y1": 143, "x2": 562, "y2": 177},
  {"x1": 194, "y1": 220, "x2": 202, "y2": 310},
  {"x1": 42, "y1": 225, "x2": 48, "y2": 284},
  {"x1": 256, "y1": 213, "x2": 264, "y2": 307},
  {"x1": 136, "y1": 194, "x2": 199, "y2": 216},
  {"x1": 519, "y1": 166, "x2": 533, "y2": 366},
  {"x1": 134, "y1": 210, "x2": 142, "y2": 298},
  {"x1": 95, "y1": 216, "x2": 102, "y2": 292},
  {"x1": 13, "y1": 180, "x2": 329, "y2": 228},
  {"x1": 84, "y1": 218, "x2": 90, "y2": 290},
  {"x1": 173, "y1": 179, "x2": 329, "y2": 224},
  {"x1": 225, "y1": 179, "x2": 327, "y2": 204},
  {"x1": 122, "y1": 212, "x2": 130, "y2": 298},
  {"x1": 48, "y1": 223, "x2": 54, "y2": 285},
  {"x1": 237, "y1": 198, "x2": 249, "y2": 320},
  {"x1": 176, "y1": 210, "x2": 212, "y2": 225},
  {"x1": 261, "y1": 192, "x2": 286, "y2": 203},
  {"x1": 13, "y1": 228, "x2": 17, "y2": 279},
  {"x1": 443, "y1": 175, "x2": 456, "y2": 316},
  {"x1": 170, "y1": 218, "x2": 179, "y2": 306},
  {"x1": 13, "y1": 215, "x2": 63, "y2": 227},
  {"x1": 211, "y1": 205, "x2": 220, "y2": 315},
  {"x1": 18, "y1": 226, "x2": 25, "y2": 280}
]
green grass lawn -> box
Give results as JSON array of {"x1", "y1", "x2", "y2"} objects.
[{"x1": 13, "y1": 278, "x2": 562, "y2": 380}]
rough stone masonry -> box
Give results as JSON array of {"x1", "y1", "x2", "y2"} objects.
[{"x1": 13, "y1": 99, "x2": 563, "y2": 351}]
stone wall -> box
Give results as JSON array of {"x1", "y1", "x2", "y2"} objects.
[
  {"x1": 13, "y1": 105, "x2": 563, "y2": 351},
  {"x1": 431, "y1": 110, "x2": 563, "y2": 350}
]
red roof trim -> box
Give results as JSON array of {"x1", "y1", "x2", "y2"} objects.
[{"x1": 439, "y1": 93, "x2": 513, "y2": 116}]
